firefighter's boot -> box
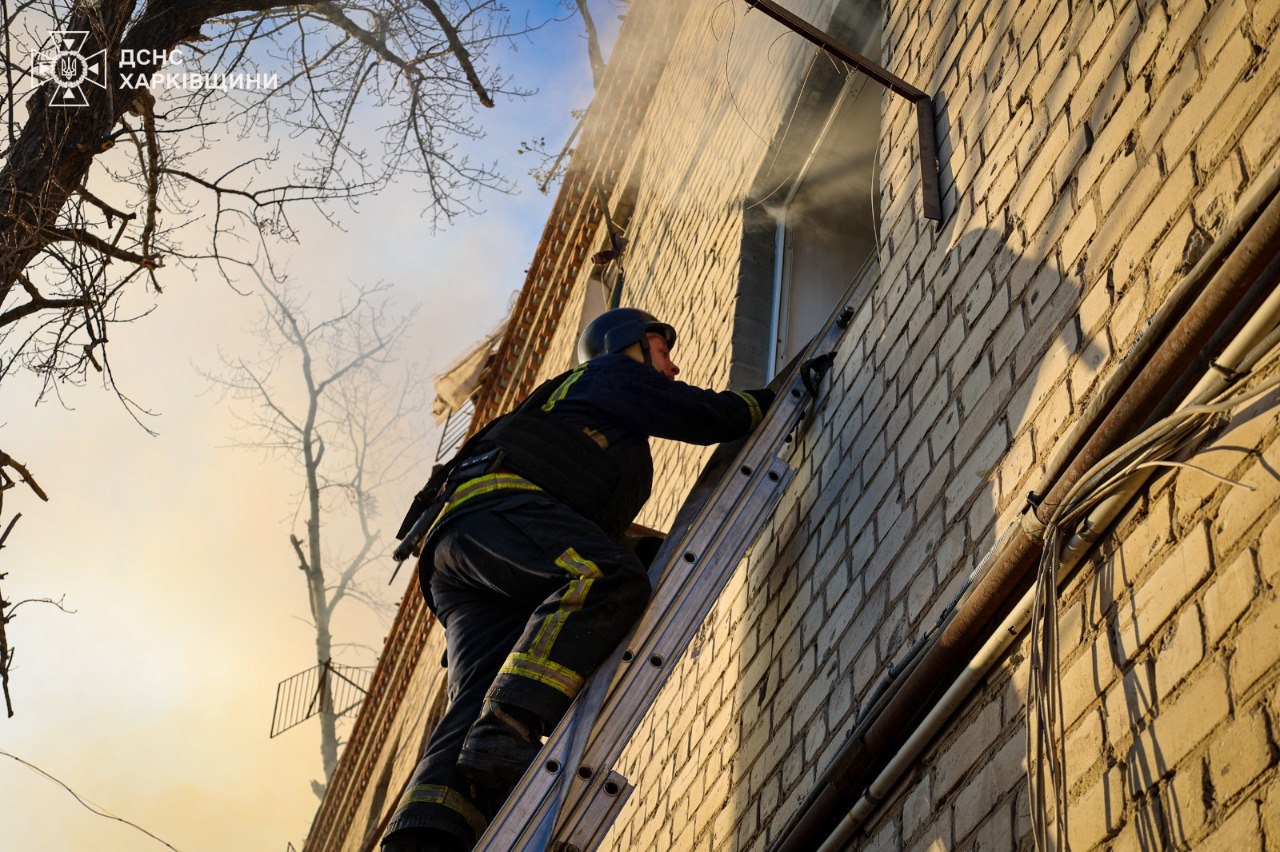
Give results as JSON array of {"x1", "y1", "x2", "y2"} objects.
[
  {"x1": 380, "y1": 826, "x2": 468, "y2": 852},
  {"x1": 457, "y1": 700, "x2": 544, "y2": 790}
]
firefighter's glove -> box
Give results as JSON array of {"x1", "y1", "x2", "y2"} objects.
[
  {"x1": 800, "y1": 352, "x2": 837, "y2": 398},
  {"x1": 748, "y1": 388, "x2": 775, "y2": 411}
]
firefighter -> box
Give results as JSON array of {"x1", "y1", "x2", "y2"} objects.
[{"x1": 382, "y1": 308, "x2": 775, "y2": 852}]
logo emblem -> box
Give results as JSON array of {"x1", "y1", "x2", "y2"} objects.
[{"x1": 31, "y1": 30, "x2": 106, "y2": 107}]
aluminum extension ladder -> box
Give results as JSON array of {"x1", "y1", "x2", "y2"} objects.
[{"x1": 474, "y1": 269, "x2": 869, "y2": 852}]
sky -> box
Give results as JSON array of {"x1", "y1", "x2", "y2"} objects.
[{"x1": 0, "y1": 4, "x2": 617, "y2": 849}]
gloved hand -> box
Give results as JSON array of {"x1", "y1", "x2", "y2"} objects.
[
  {"x1": 800, "y1": 352, "x2": 837, "y2": 397},
  {"x1": 743, "y1": 388, "x2": 776, "y2": 413}
]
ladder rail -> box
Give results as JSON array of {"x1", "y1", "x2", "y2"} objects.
[
  {"x1": 475, "y1": 426, "x2": 804, "y2": 851},
  {"x1": 474, "y1": 411, "x2": 807, "y2": 848},
  {"x1": 476, "y1": 261, "x2": 876, "y2": 851},
  {"x1": 577, "y1": 456, "x2": 795, "y2": 764},
  {"x1": 555, "y1": 458, "x2": 796, "y2": 850},
  {"x1": 476, "y1": 447, "x2": 801, "y2": 851}
]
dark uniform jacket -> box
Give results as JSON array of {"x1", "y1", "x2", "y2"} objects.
[{"x1": 425, "y1": 353, "x2": 774, "y2": 546}]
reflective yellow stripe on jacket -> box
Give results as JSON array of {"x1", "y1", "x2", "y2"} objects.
[
  {"x1": 541, "y1": 364, "x2": 588, "y2": 412},
  {"x1": 427, "y1": 472, "x2": 541, "y2": 538},
  {"x1": 733, "y1": 390, "x2": 763, "y2": 429}
]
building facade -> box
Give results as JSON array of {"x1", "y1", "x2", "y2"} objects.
[{"x1": 308, "y1": 0, "x2": 1280, "y2": 849}]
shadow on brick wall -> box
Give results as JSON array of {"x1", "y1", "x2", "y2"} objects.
[{"x1": 714, "y1": 222, "x2": 1123, "y2": 850}]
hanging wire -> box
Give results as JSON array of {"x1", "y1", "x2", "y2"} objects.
[
  {"x1": 870, "y1": 128, "x2": 882, "y2": 257},
  {"x1": 711, "y1": 0, "x2": 770, "y2": 145},
  {"x1": 1027, "y1": 525, "x2": 1069, "y2": 851},
  {"x1": 1024, "y1": 339, "x2": 1280, "y2": 850},
  {"x1": 0, "y1": 749, "x2": 182, "y2": 851},
  {"x1": 746, "y1": 50, "x2": 833, "y2": 212}
]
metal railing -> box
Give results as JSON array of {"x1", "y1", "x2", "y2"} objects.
[{"x1": 270, "y1": 660, "x2": 373, "y2": 738}]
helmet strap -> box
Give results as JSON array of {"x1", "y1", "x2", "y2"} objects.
[{"x1": 639, "y1": 333, "x2": 653, "y2": 367}]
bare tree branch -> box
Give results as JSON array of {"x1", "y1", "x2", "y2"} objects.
[
  {"x1": 0, "y1": 569, "x2": 74, "y2": 718},
  {"x1": 417, "y1": 0, "x2": 495, "y2": 107},
  {"x1": 519, "y1": 0, "x2": 619, "y2": 191},
  {"x1": 2, "y1": 0, "x2": 538, "y2": 398},
  {"x1": 574, "y1": 0, "x2": 605, "y2": 86},
  {"x1": 39, "y1": 227, "x2": 161, "y2": 268},
  {"x1": 0, "y1": 450, "x2": 50, "y2": 503},
  {"x1": 206, "y1": 273, "x2": 426, "y2": 796},
  {"x1": 0, "y1": 748, "x2": 179, "y2": 848}
]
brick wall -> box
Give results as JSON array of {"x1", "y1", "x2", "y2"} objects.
[
  {"x1": 861, "y1": 394, "x2": 1280, "y2": 851},
  {"x1": 311, "y1": 0, "x2": 1280, "y2": 847},
  {"x1": 531, "y1": 0, "x2": 1280, "y2": 850}
]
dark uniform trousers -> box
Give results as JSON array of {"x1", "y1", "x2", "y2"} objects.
[{"x1": 384, "y1": 492, "x2": 651, "y2": 847}]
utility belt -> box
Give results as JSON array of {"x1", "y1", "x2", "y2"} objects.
[
  {"x1": 430, "y1": 462, "x2": 543, "y2": 534},
  {"x1": 394, "y1": 448, "x2": 538, "y2": 563},
  {"x1": 446, "y1": 447, "x2": 509, "y2": 492}
]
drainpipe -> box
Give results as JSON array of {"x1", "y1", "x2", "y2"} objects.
[
  {"x1": 816, "y1": 225, "x2": 1280, "y2": 852},
  {"x1": 769, "y1": 165, "x2": 1280, "y2": 852},
  {"x1": 1038, "y1": 167, "x2": 1280, "y2": 490}
]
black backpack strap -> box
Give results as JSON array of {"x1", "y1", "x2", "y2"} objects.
[{"x1": 393, "y1": 368, "x2": 576, "y2": 542}]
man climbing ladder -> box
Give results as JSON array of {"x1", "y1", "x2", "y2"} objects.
[{"x1": 383, "y1": 308, "x2": 776, "y2": 852}]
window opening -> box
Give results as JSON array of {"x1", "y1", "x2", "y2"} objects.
[
  {"x1": 578, "y1": 272, "x2": 609, "y2": 335},
  {"x1": 743, "y1": 0, "x2": 942, "y2": 223},
  {"x1": 768, "y1": 65, "x2": 881, "y2": 376}
]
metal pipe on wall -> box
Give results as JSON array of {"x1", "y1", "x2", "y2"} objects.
[
  {"x1": 814, "y1": 216, "x2": 1280, "y2": 852},
  {"x1": 1037, "y1": 167, "x2": 1280, "y2": 491}
]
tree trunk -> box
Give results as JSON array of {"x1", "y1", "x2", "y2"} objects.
[
  {"x1": 0, "y1": 0, "x2": 309, "y2": 294},
  {"x1": 302, "y1": 426, "x2": 338, "y2": 794},
  {"x1": 313, "y1": 577, "x2": 338, "y2": 791}
]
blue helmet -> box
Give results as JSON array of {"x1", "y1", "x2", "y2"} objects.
[{"x1": 577, "y1": 308, "x2": 677, "y2": 364}]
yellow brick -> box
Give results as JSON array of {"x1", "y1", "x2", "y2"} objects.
[
  {"x1": 1265, "y1": 774, "x2": 1280, "y2": 852},
  {"x1": 1198, "y1": 0, "x2": 1249, "y2": 66},
  {"x1": 1110, "y1": 279, "x2": 1146, "y2": 350},
  {"x1": 1065, "y1": 708, "x2": 1105, "y2": 789},
  {"x1": 1110, "y1": 158, "x2": 1196, "y2": 288},
  {"x1": 1061, "y1": 199, "x2": 1099, "y2": 268},
  {"x1": 951, "y1": 733, "x2": 1024, "y2": 841},
  {"x1": 1128, "y1": 3, "x2": 1168, "y2": 76},
  {"x1": 1241, "y1": 83, "x2": 1280, "y2": 171},
  {"x1": 1098, "y1": 148, "x2": 1142, "y2": 216},
  {"x1": 1070, "y1": 767, "x2": 1124, "y2": 849},
  {"x1": 1139, "y1": 59, "x2": 1199, "y2": 155},
  {"x1": 1231, "y1": 594, "x2": 1280, "y2": 695},
  {"x1": 935, "y1": 699, "x2": 1003, "y2": 798},
  {"x1": 1258, "y1": 511, "x2": 1280, "y2": 586},
  {"x1": 1201, "y1": 801, "x2": 1261, "y2": 851},
  {"x1": 1112, "y1": 524, "x2": 1212, "y2": 662},
  {"x1": 1154, "y1": 604, "x2": 1204, "y2": 700},
  {"x1": 1127, "y1": 664, "x2": 1229, "y2": 792},
  {"x1": 902, "y1": 775, "x2": 932, "y2": 843},
  {"x1": 1104, "y1": 663, "x2": 1156, "y2": 750},
  {"x1": 1162, "y1": 30, "x2": 1255, "y2": 167},
  {"x1": 1208, "y1": 708, "x2": 1272, "y2": 803},
  {"x1": 1171, "y1": 758, "x2": 1210, "y2": 842},
  {"x1": 1203, "y1": 551, "x2": 1257, "y2": 645},
  {"x1": 1064, "y1": 630, "x2": 1119, "y2": 725}
]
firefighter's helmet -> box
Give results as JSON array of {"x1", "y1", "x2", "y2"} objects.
[{"x1": 577, "y1": 308, "x2": 677, "y2": 364}]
